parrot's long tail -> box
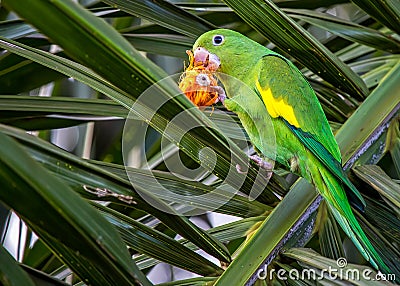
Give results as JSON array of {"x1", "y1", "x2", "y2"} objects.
[{"x1": 310, "y1": 164, "x2": 389, "y2": 273}]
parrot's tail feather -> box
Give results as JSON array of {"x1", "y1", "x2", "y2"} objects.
[
  {"x1": 316, "y1": 167, "x2": 390, "y2": 273},
  {"x1": 328, "y1": 206, "x2": 379, "y2": 268}
]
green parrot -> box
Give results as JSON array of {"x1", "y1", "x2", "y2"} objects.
[{"x1": 192, "y1": 29, "x2": 389, "y2": 272}]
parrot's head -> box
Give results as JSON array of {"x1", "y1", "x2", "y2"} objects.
[{"x1": 192, "y1": 29, "x2": 264, "y2": 78}]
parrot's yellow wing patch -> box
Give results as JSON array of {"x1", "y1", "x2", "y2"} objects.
[{"x1": 256, "y1": 81, "x2": 300, "y2": 128}]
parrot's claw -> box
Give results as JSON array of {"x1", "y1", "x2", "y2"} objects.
[
  {"x1": 249, "y1": 155, "x2": 273, "y2": 172},
  {"x1": 210, "y1": 86, "x2": 226, "y2": 105},
  {"x1": 235, "y1": 155, "x2": 274, "y2": 181},
  {"x1": 236, "y1": 163, "x2": 246, "y2": 174},
  {"x1": 250, "y1": 154, "x2": 274, "y2": 182}
]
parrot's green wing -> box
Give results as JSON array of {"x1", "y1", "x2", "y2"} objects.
[{"x1": 255, "y1": 54, "x2": 365, "y2": 210}]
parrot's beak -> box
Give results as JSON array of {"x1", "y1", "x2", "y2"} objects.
[{"x1": 193, "y1": 47, "x2": 220, "y2": 72}]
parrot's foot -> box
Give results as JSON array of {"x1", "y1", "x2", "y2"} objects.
[
  {"x1": 251, "y1": 154, "x2": 274, "y2": 182},
  {"x1": 210, "y1": 85, "x2": 226, "y2": 105},
  {"x1": 250, "y1": 154, "x2": 273, "y2": 172},
  {"x1": 235, "y1": 163, "x2": 246, "y2": 174},
  {"x1": 235, "y1": 155, "x2": 274, "y2": 181}
]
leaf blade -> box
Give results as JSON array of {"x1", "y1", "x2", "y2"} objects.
[
  {"x1": 222, "y1": 0, "x2": 369, "y2": 98},
  {"x1": 0, "y1": 131, "x2": 151, "y2": 286}
]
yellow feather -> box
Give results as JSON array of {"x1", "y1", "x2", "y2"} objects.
[{"x1": 256, "y1": 81, "x2": 300, "y2": 128}]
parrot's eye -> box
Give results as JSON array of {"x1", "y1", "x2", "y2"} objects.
[{"x1": 212, "y1": 35, "x2": 224, "y2": 46}]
